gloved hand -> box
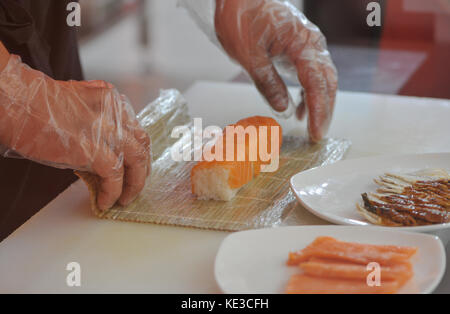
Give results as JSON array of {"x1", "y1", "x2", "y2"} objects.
[
  {"x1": 215, "y1": 0, "x2": 337, "y2": 142},
  {"x1": 0, "y1": 54, "x2": 151, "y2": 211}
]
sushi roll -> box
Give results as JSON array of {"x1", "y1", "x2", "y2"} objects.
[{"x1": 191, "y1": 116, "x2": 282, "y2": 201}]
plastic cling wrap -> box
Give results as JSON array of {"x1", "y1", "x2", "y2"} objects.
[{"x1": 77, "y1": 89, "x2": 351, "y2": 231}]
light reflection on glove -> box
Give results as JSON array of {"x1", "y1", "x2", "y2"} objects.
[
  {"x1": 215, "y1": 0, "x2": 338, "y2": 142},
  {"x1": 0, "y1": 55, "x2": 151, "y2": 210}
]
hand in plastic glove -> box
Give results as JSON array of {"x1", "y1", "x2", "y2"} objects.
[
  {"x1": 215, "y1": 0, "x2": 337, "y2": 142},
  {"x1": 0, "y1": 52, "x2": 150, "y2": 211}
]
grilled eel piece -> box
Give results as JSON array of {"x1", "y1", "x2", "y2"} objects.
[{"x1": 357, "y1": 169, "x2": 450, "y2": 226}]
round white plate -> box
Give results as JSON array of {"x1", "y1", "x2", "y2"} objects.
[
  {"x1": 214, "y1": 226, "x2": 446, "y2": 294},
  {"x1": 289, "y1": 153, "x2": 450, "y2": 232}
]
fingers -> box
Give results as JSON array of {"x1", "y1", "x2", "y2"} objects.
[
  {"x1": 279, "y1": 15, "x2": 337, "y2": 142},
  {"x1": 115, "y1": 96, "x2": 150, "y2": 206},
  {"x1": 119, "y1": 94, "x2": 151, "y2": 177},
  {"x1": 128, "y1": 120, "x2": 151, "y2": 176},
  {"x1": 92, "y1": 131, "x2": 149, "y2": 210},
  {"x1": 324, "y1": 63, "x2": 338, "y2": 122},
  {"x1": 93, "y1": 130, "x2": 149, "y2": 211},
  {"x1": 131, "y1": 125, "x2": 151, "y2": 177},
  {"x1": 118, "y1": 134, "x2": 150, "y2": 206},
  {"x1": 295, "y1": 57, "x2": 335, "y2": 143},
  {"x1": 119, "y1": 94, "x2": 149, "y2": 147},
  {"x1": 130, "y1": 124, "x2": 151, "y2": 177},
  {"x1": 296, "y1": 90, "x2": 307, "y2": 120},
  {"x1": 88, "y1": 87, "x2": 151, "y2": 210},
  {"x1": 246, "y1": 53, "x2": 292, "y2": 113},
  {"x1": 92, "y1": 145, "x2": 124, "y2": 211}
]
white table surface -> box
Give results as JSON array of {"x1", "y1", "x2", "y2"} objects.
[{"x1": 0, "y1": 81, "x2": 449, "y2": 293}]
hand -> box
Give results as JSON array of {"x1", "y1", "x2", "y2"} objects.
[
  {"x1": 0, "y1": 54, "x2": 151, "y2": 210},
  {"x1": 215, "y1": 0, "x2": 337, "y2": 142}
]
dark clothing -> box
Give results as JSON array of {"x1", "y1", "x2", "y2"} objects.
[
  {"x1": 0, "y1": 0, "x2": 82, "y2": 241},
  {"x1": 303, "y1": 0, "x2": 385, "y2": 45}
]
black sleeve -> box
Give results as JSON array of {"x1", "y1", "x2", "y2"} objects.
[
  {"x1": 0, "y1": 0, "x2": 35, "y2": 51},
  {"x1": 0, "y1": 0, "x2": 53, "y2": 76}
]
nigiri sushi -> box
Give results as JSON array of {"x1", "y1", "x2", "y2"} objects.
[{"x1": 191, "y1": 116, "x2": 282, "y2": 201}]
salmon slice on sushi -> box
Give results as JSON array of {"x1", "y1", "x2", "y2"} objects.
[{"x1": 191, "y1": 116, "x2": 282, "y2": 201}]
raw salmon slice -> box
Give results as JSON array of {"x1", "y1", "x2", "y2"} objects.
[
  {"x1": 287, "y1": 236, "x2": 332, "y2": 265},
  {"x1": 288, "y1": 237, "x2": 417, "y2": 266},
  {"x1": 285, "y1": 274, "x2": 400, "y2": 294},
  {"x1": 299, "y1": 258, "x2": 413, "y2": 284}
]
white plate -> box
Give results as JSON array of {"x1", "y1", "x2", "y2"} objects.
[
  {"x1": 290, "y1": 153, "x2": 450, "y2": 232},
  {"x1": 214, "y1": 226, "x2": 446, "y2": 294}
]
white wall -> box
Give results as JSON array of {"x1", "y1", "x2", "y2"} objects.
[{"x1": 149, "y1": 0, "x2": 241, "y2": 83}]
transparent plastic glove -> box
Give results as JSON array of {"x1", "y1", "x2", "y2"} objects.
[
  {"x1": 215, "y1": 0, "x2": 338, "y2": 142},
  {"x1": 0, "y1": 55, "x2": 151, "y2": 210}
]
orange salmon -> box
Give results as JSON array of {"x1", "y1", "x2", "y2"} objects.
[
  {"x1": 299, "y1": 258, "x2": 413, "y2": 285},
  {"x1": 288, "y1": 237, "x2": 417, "y2": 266},
  {"x1": 285, "y1": 274, "x2": 400, "y2": 294}
]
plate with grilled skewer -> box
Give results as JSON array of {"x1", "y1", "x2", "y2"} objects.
[{"x1": 290, "y1": 153, "x2": 450, "y2": 232}]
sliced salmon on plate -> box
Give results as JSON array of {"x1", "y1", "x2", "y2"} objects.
[
  {"x1": 285, "y1": 274, "x2": 400, "y2": 294},
  {"x1": 287, "y1": 236, "x2": 417, "y2": 266},
  {"x1": 286, "y1": 237, "x2": 417, "y2": 294},
  {"x1": 299, "y1": 258, "x2": 413, "y2": 285}
]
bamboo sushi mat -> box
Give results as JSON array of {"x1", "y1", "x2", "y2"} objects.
[{"x1": 78, "y1": 89, "x2": 351, "y2": 232}]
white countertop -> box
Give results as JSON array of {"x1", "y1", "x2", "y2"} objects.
[{"x1": 0, "y1": 81, "x2": 449, "y2": 293}]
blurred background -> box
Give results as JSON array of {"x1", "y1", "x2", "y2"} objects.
[{"x1": 77, "y1": 0, "x2": 450, "y2": 112}]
